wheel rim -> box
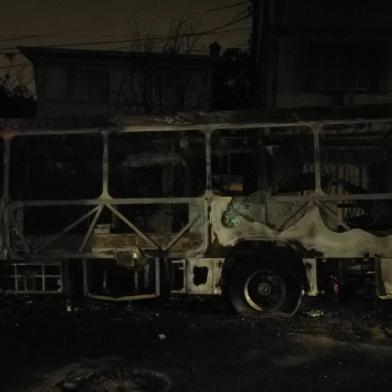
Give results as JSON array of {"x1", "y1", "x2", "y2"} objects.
[{"x1": 243, "y1": 269, "x2": 287, "y2": 312}]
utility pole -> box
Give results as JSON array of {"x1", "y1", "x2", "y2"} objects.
[{"x1": 250, "y1": 0, "x2": 279, "y2": 110}]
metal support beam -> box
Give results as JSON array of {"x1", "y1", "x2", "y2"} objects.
[
  {"x1": 162, "y1": 212, "x2": 202, "y2": 251},
  {"x1": 34, "y1": 206, "x2": 101, "y2": 254},
  {"x1": 105, "y1": 204, "x2": 159, "y2": 249},
  {"x1": 78, "y1": 205, "x2": 104, "y2": 252}
]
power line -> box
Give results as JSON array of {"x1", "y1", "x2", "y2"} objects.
[
  {"x1": 0, "y1": 21, "x2": 131, "y2": 43},
  {"x1": 206, "y1": 1, "x2": 249, "y2": 13},
  {"x1": 188, "y1": 15, "x2": 251, "y2": 36},
  {"x1": 0, "y1": 32, "x2": 252, "y2": 40},
  {"x1": 0, "y1": 51, "x2": 20, "y2": 55},
  {"x1": 0, "y1": 7, "x2": 251, "y2": 51},
  {"x1": 0, "y1": 33, "x2": 156, "y2": 39},
  {"x1": 0, "y1": 62, "x2": 31, "y2": 70},
  {"x1": 0, "y1": 15, "x2": 251, "y2": 53},
  {"x1": 0, "y1": 35, "x2": 38, "y2": 43},
  {"x1": 37, "y1": 20, "x2": 130, "y2": 37},
  {"x1": 109, "y1": 28, "x2": 251, "y2": 52},
  {"x1": 0, "y1": 10, "x2": 207, "y2": 41},
  {"x1": 227, "y1": 9, "x2": 251, "y2": 25},
  {"x1": 2, "y1": 34, "x2": 135, "y2": 38},
  {"x1": 0, "y1": 53, "x2": 24, "y2": 56}
]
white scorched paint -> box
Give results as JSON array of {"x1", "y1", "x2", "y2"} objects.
[{"x1": 211, "y1": 198, "x2": 392, "y2": 258}]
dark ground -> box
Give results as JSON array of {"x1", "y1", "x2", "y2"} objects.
[{"x1": 2, "y1": 295, "x2": 392, "y2": 392}]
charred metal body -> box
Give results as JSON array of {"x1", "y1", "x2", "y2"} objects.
[{"x1": 1, "y1": 114, "x2": 392, "y2": 316}]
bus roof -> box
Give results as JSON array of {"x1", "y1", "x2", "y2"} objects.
[{"x1": 2, "y1": 107, "x2": 392, "y2": 134}]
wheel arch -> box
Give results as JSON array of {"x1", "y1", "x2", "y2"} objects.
[{"x1": 221, "y1": 240, "x2": 307, "y2": 288}]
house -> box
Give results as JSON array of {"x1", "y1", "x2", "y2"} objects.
[
  {"x1": 250, "y1": 0, "x2": 392, "y2": 110},
  {"x1": 20, "y1": 46, "x2": 225, "y2": 118}
]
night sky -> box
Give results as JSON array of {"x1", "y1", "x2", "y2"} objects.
[{"x1": 0, "y1": 0, "x2": 251, "y2": 91}]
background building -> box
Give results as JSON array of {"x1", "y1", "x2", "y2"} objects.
[
  {"x1": 20, "y1": 46, "x2": 225, "y2": 118},
  {"x1": 251, "y1": 0, "x2": 392, "y2": 110}
]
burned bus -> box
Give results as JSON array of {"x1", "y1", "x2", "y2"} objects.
[{"x1": 1, "y1": 115, "x2": 392, "y2": 316}]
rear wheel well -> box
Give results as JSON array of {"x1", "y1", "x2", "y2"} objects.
[{"x1": 222, "y1": 242, "x2": 306, "y2": 286}]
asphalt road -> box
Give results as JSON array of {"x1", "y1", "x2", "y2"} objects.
[{"x1": 2, "y1": 296, "x2": 392, "y2": 392}]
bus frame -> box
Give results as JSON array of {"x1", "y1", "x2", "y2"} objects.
[{"x1": 1, "y1": 116, "x2": 392, "y2": 316}]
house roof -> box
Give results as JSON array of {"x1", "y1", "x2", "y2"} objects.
[{"x1": 19, "y1": 46, "x2": 225, "y2": 65}]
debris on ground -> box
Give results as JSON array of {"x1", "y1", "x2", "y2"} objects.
[
  {"x1": 2, "y1": 296, "x2": 392, "y2": 391},
  {"x1": 306, "y1": 309, "x2": 324, "y2": 318}
]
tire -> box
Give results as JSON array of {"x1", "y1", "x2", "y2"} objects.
[{"x1": 228, "y1": 258, "x2": 302, "y2": 318}]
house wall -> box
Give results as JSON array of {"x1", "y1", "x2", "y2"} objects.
[
  {"x1": 253, "y1": 0, "x2": 392, "y2": 109},
  {"x1": 32, "y1": 56, "x2": 212, "y2": 118},
  {"x1": 276, "y1": 38, "x2": 392, "y2": 109},
  {"x1": 278, "y1": 0, "x2": 392, "y2": 29}
]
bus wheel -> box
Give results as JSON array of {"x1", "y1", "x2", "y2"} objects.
[{"x1": 228, "y1": 260, "x2": 302, "y2": 318}]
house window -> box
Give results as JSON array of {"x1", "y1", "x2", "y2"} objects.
[
  {"x1": 45, "y1": 65, "x2": 67, "y2": 100},
  {"x1": 67, "y1": 68, "x2": 109, "y2": 103},
  {"x1": 89, "y1": 71, "x2": 109, "y2": 103},
  {"x1": 306, "y1": 46, "x2": 380, "y2": 93}
]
